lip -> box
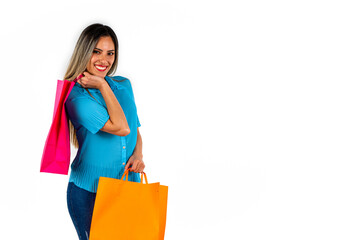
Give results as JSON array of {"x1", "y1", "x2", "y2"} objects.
[{"x1": 95, "y1": 65, "x2": 108, "y2": 72}]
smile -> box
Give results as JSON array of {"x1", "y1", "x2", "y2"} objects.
[{"x1": 95, "y1": 65, "x2": 108, "y2": 72}]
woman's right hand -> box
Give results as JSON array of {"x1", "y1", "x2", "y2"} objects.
[{"x1": 77, "y1": 72, "x2": 106, "y2": 90}]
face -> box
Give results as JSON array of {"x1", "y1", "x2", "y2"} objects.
[{"x1": 86, "y1": 36, "x2": 115, "y2": 78}]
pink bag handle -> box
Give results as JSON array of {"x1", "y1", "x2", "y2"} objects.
[
  {"x1": 52, "y1": 74, "x2": 84, "y2": 120},
  {"x1": 74, "y1": 74, "x2": 84, "y2": 82}
]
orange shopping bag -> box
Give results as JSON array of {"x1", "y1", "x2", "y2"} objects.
[{"x1": 89, "y1": 169, "x2": 168, "y2": 240}]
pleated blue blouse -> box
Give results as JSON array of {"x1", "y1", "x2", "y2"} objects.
[{"x1": 65, "y1": 75, "x2": 141, "y2": 193}]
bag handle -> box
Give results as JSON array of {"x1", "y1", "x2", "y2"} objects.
[
  {"x1": 120, "y1": 169, "x2": 129, "y2": 181},
  {"x1": 120, "y1": 169, "x2": 148, "y2": 184},
  {"x1": 73, "y1": 74, "x2": 84, "y2": 82},
  {"x1": 140, "y1": 172, "x2": 148, "y2": 184}
]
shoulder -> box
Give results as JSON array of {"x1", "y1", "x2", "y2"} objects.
[
  {"x1": 65, "y1": 82, "x2": 99, "y2": 109},
  {"x1": 109, "y1": 75, "x2": 129, "y2": 82},
  {"x1": 66, "y1": 83, "x2": 89, "y2": 102},
  {"x1": 108, "y1": 75, "x2": 133, "y2": 90}
]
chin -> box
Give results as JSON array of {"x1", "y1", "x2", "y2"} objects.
[
  {"x1": 97, "y1": 73, "x2": 107, "y2": 78},
  {"x1": 90, "y1": 70, "x2": 108, "y2": 78}
]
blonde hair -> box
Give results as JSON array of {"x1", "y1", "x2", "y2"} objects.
[{"x1": 64, "y1": 23, "x2": 119, "y2": 148}]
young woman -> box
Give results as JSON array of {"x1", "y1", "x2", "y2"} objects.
[{"x1": 64, "y1": 23, "x2": 145, "y2": 240}]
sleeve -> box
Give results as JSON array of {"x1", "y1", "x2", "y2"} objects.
[
  {"x1": 65, "y1": 97, "x2": 110, "y2": 134},
  {"x1": 137, "y1": 115, "x2": 141, "y2": 128},
  {"x1": 126, "y1": 79, "x2": 141, "y2": 128}
]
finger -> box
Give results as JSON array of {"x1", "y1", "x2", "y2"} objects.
[
  {"x1": 125, "y1": 158, "x2": 133, "y2": 171},
  {"x1": 136, "y1": 161, "x2": 145, "y2": 173},
  {"x1": 139, "y1": 162, "x2": 145, "y2": 173},
  {"x1": 78, "y1": 76, "x2": 85, "y2": 83},
  {"x1": 137, "y1": 161, "x2": 144, "y2": 172},
  {"x1": 131, "y1": 161, "x2": 140, "y2": 172},
  {"x1": 81, "y1": 73, "x2": 89, "y2": 83},
  {"x1": 130, "y1": 161, "x2": 138, "y2": 172},
  {"x1": 136, "y1": 161, "x2": 143, "y2": 173},
  {"x1": 125, "y1": 163, "x2": 130, "y2": 171},
  {"x1": 124, "y1": 161, "x2": 131, "y2": 171}
]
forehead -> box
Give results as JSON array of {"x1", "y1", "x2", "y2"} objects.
[{"x1": 95, "y1": 36, "x2": 115, "y2": 49}]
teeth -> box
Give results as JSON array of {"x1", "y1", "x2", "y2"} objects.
[{"x1": 95, "y1": 65, "x2": 107, "y2": 70}]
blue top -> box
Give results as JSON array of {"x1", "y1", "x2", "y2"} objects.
[{"x1": 65, "y1": 75, "x2": 141, "y2": 193}]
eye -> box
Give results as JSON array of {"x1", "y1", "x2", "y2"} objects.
[
  {"x1": 93, "y1": 50, "x2": 100, "y2": 54},
  {"x1": 108, "y1": 52, "x2": 114, "y2": 56}
]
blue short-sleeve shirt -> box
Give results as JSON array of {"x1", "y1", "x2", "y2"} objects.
[{"x1": 65, "y1": 75, "x2": 141, "y2": 193}]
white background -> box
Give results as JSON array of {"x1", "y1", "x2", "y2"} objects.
[{"x1": 1, "y1": 0, "x2": 360, "y2": 239}]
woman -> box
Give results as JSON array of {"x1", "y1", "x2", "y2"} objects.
[{"x1": 64, "y1": 23, "x2": 145, "y2": 240}]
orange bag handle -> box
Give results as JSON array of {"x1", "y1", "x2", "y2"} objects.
[
  {"x1": 140, "y1": 172, "x2": 148, "y2": 184},
  {"x1": 120, "y1": 169, "x2": 130, "y2": 181},
  {"x1": 120, "y1": 169, "x2": 148, "y2": 184}
]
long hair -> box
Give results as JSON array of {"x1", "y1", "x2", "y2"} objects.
[{"x1": 64, "y1": 23, "x2": 119, "y2": 148}]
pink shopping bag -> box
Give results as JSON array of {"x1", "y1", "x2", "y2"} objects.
[{"x1": 40, "y1": 75, "x2": 82, "y2": 175}]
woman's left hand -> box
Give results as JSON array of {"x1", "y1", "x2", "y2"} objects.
[{"x1": 125, "y1": 154, "x2": 145, "y2": 173}]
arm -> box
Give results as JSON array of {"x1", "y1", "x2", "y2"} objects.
[
  {"x1": 99, "y1": 81, "x2": 130, "y2": 136},
  {"x1": 133, "y1": 128, "x2": 143, "y2": 157},
  {"x1": 77, "y1": 72, "x2": 130, "y2": 136},
  {"x1": 125, "y1": 128, "x2": 145, "y2": 173}
]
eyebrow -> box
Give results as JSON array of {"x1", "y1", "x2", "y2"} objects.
[{"x1": 94, "y1": 48, "x2": 115, "y2": 52}]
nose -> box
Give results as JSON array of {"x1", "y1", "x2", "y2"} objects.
[
  {"x1": 98, "y1": 54, "x2": 108, "y2": 64},
  {"x1": 100, "y1": 52, "x2": 107, "y2": 60}
]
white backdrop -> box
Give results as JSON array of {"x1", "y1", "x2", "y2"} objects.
[{"x1": 1, "y1": 0, "x2": 360, "y2": 239}]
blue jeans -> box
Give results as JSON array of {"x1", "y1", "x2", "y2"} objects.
[{"x1": 67, "y1": 181, "x2": 97, "y2": 240}]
